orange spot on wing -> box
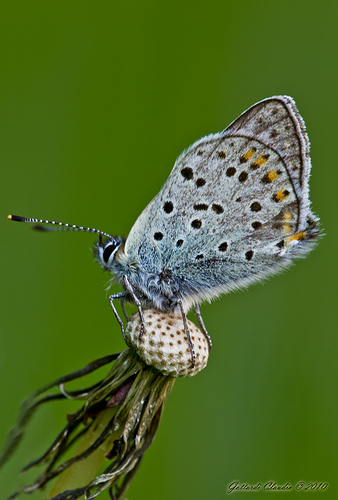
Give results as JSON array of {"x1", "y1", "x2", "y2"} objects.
[
  {"x1": 283, "y1": 211, "x2": 292, "y2": 221},
  {"x1": 255, "y1": 155, "x2": 268, "y2": 166},
  {"x1": 286, "y1": 232, "x2": 306, "y2": 243},
  {"x1": 275, "y1": 189, "x2": 289, "y2": 201},
  {"x1": 286, "y1": 231, "x2": 306, "y2": 243},
  {"x1": 242, "y1": 148, "x2": 256, "y2": 161},
  {"x1": 268, "y1": 170, "x2": 279, "y2": 181}
]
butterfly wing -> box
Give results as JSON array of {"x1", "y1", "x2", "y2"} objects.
[{"x1": 124, "y1": 96, "x2": 320, "y2": 305}]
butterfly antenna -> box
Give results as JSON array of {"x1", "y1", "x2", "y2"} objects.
[{"x1": 7, "y1": 215, "x2": 114, "y2": 241}]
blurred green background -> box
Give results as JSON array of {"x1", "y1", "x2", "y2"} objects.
[{"x1": 0, "y1": 1, "x2": 337, "y2": 499}]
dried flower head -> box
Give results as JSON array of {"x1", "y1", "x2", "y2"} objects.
[
  {"x1": 125, "y1": 309, "x2": 209, "y2": 377},
  {"x1": 0, "y1": 309, "x2": 209, "y2": 499}
]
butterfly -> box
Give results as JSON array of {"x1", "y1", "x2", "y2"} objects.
[{"x1": 9, "y1": 96, "x2": 320, "y2": 365}]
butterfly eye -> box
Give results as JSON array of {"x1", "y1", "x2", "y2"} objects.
[
  {"x1": 102, "y1": 241, "x2": 120, "y2": 264},
  {"x1": 95, "y1": 235, "x2": 122, "y2": 271}
]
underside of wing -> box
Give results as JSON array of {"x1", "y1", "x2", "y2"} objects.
[{"x1": 125, "y1": 97, "x2": 319, "y2": 300}]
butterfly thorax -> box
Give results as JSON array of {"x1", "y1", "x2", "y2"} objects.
[{"x1": 113, "y1": 247, "x2": 183, "y2": 312}]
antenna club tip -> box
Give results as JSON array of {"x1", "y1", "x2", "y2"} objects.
[{"x1": 7, "y1": 215, "x2": 27, "y2": 222}]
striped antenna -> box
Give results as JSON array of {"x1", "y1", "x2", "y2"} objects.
[{"x1": 7, "y1": 215, "x2": 114, "y2": 240}]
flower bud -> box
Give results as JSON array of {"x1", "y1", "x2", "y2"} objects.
[{"x1": 125, "y1": 309, "x2": 209, "y2": 377}]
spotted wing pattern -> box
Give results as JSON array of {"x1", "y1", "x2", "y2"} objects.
[{"x1": 125, "y1": 96, "x2": 319, "y2": 304}]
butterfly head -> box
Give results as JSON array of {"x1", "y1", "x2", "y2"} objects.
[{"x1": 95, "y1": 235, "x2": 124, "y2": 271}]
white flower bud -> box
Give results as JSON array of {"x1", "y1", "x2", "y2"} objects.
[{"x1": 125, "y1": 309, "x2": 209, "y2": 377}]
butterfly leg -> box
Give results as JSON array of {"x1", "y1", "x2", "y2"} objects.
[
  {"x1": 178, "y1": 300, "x2": 196, "y2": 368},
  {"x1": 109, "y1": 291, "x2": 130, "y2": 345},
  {"x1": 194, "y1": 304, "x2": 212, "y2": 352},
  {"x1": 123, "y1": 275, "x2": 145, "y2": 339},
  {"x1": 121, "y1": 303, "x2": 129, "y2": 322}
]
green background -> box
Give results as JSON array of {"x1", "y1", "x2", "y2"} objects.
[{"x1": 0, "y1": 1, "x2": 337, "y2": 499}]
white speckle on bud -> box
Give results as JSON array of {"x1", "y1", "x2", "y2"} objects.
[{"x1": 125, "y1": 309, "x2": 209, "y2": 377}]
